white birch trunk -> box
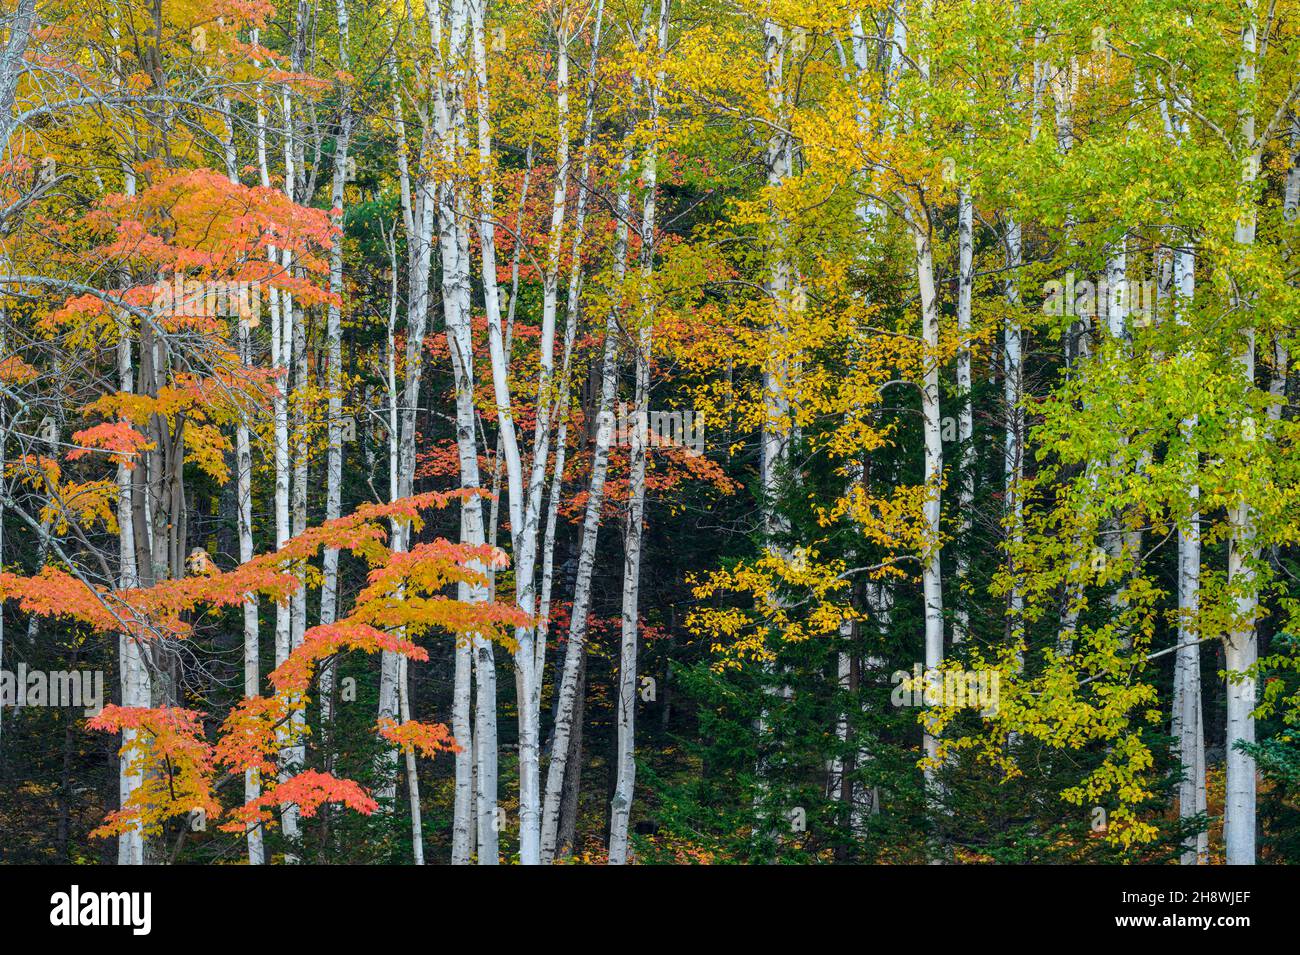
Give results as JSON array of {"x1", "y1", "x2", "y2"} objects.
[
  {"x1": 319, "y1": 0, "x2": 353, "y2": 765},
  {"x1": 1286, "y1": 111, "x2": 1300, "y2": 216},
  {"x1": 953, "y1": 187, "x2": 973, "y2": 644},
  {"x1": 914, "y1": 223, "x2": 944, "y2": 781},
  {"x1": 608, "y1": 306, "x2": 650, "y2": 864},
  {"x1": 116, "y1": 314, "x2": 149, "y2": 867},
  {"x1": 528, "y1": 0, "x2": 608, "y2": 862},
  {"x1": 760, "y1": 16, "x2": 793, "y2": 550},
  {"x1": 1003, "y1": 218, "x2": 1025, "y2": 646},
  {"x1": 539, "y1": 148, "x2": 631, "y2": 862},
  {"x1": 381, "y1": 10, "x2": 437, "y2": 805},
  {"x1": 221, "y1": 87, "x2": 265, "y2": 866},
  {"x1": 516, "y1": 47, "x2": 562, "y2": 856},
  {"x1": 276, "y1": 77, "x2": 303, "y2": 852},
  {"x1": 434, "y1": 0, "x2": 500, "y2": 864},
  {"x1": 751, "y1": 13, "x2": 796, "y2": 844},
  {"x1": 828, "y1": 640, "x2": 853, "y2": 803},
  {"x1": 107, "y1": 80, "x2": 149, "y2": 860},
  {"x1": 535, "y1": 0, "x2": 606, "y2": 749},
  {"x1": 253, "y1": 31, "x2": 294, "y2": 854},
  {"x1": 1225, "y1": 0, "x2": 1260, "y2": 865},
  {"x1": 1164, "y1": 86, "x2": 1207, "y2": 864},
  {"x1": 514, "y1": 7, "x2": 575, "y2": 862},
  {"x1": 899, "y1": 0, "x2": 944, "y2": 795},
  {"x1": 379, "y1": 39, "x2": 420, "y2": 815},
  {"x1": 609, "y1": 0, "x2": 670, "y2": 864},
  {"x1": 398, "y1": 653, "x2": 424, "y2": 863},
  {"x1": 464, "y1": 0, "x2": 555, "y2": 863}
]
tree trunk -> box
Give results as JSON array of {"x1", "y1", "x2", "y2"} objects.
[
  {"x1": 1224, "y1": 0, "x2": 1260, "y2": 865},
  {"x1": 953, "y1": 187, "x2": 973, "y2": 644},
  {"x1": 609, "y1": 11, "x2": 667, "y2": 848},
  {"x1": 539, "y1": 147, "x2": 630, "y2": 862}
]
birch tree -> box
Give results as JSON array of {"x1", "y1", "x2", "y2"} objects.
[{"x1": 608, "y1": 0, "x2": 671, "y2": 864}]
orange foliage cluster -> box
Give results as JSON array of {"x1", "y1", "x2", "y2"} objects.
[
  {"x1": 87, "y1": 706, "x2": 221, "y2": 839},
  {"x1": 89, "y1": 169, "x2": 338, "y2": 299},
  {"x1": 226, "y1": 770, "x2": 379, "y2": 831},
  {"x1": 269, "y1": 623, "x2": 428, "y2": 697},
  {"x1": 378, "y1": 718, "x2": 461, "y2": 758},
  {"x1": 67, "y1": 421, "x2": 154, "y2": 468},
  {"x1": 3, "y1": 492, "x2": 526, "y2": 840}
]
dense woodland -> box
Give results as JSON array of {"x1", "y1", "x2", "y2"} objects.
[{"x1": 0, "y1": 0, "x2": 1298, "y2": 866}]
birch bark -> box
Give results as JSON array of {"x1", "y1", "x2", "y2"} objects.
[
  {"x1": 1225, "y1": 0, "x2": 1260, "y2": 865},
  {"x1": 467, "y1": 0, "x2": 576, "y2": 863},
  {"x1": 116, "y1": 313, "x2": 149, "y2": 867},
  {"x1": 524, "y1": 0, "x2": 610, "y2": 862},
  {"x1": 1164, "y1": 85, "x2": 1207, "y2": 865},
  {"x1": 319, "y1": 0, "x2": 354, "y2": 774},
  {"x1": 381, "y1": 28, "x2": 437, "y2": 812},
  {"x1": 220, "y1": 86, "x2": 264, "y2": 866},
  {"x1": 953, "y1": 186, "x2": 973, "y2": 644},
  {"x1": 897, "y1": 0, "x2": 944, "y2": 796},
  {"x1": 609, "y1": 0, "x2": 670, "y2": 863},
  {"x1": 109, "y1": 24, "x2": 150, "y2": 863},
  {"x1": 539, "y1": 147, "x2": 631, "y2": 861}
]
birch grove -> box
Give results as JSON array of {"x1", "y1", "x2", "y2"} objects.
[{"x1": 2, "y1": 0, "x2": 1300, "y2": 870}]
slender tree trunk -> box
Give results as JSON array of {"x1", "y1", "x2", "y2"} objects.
[
  {"x1": 443, "y1": 0, "x2": 502, "y2": 864},
  {"x1": 829, "y1": 637, "x2": 853, "y2": 806},
  {"x1": 953, "y1": 187, "x2": 973, "y2": 644},
  {"x1": 221, "y1": 88, "x2": 265, "y2": 866},
  {"x1": 555, "y1": 650, "x2": 587, "y2": 856},
  {"x1": 535, "y1": 0, "x2": 605, "y2": 752},
  {"x1": 1003, "y1": 218, "x2": 1025, "y2": 646},
  {"x1": 466, "y1": 0, "x2": 568, "y2": 863},
  {"x1": 609, "y1": 327, "x2": 650, "y2": 861},
  {"x1": 382, "y1": 12, "x2": 437, "y2": 805},
  {"x1": 107, "y1": 88, "x2": 149, "y2": 861},
  {"x1": 265, "y1": 26, "x2": 303, "y2": 854},
  {"x1": 751, "y1": 13, "x2": 797, "y2": 849},
  {"x1": 1224, "y1": 0, "x2": 1260, "y2": 865},
  {"x1": 760, "y1": 14, "x2": 793, "y2": 553},
  {"x1": 539, "y1": 146, "x2": 630, "y2": 861},
  {"x1": 1162, "y1": 84, "x2": 1207, "y2": 863},
  {"x1": 913, "y1": 221, "x2": 944, "y2": 782},
  {"x1": 999, "y1": 24, "x2": 1042, "y2": 656},
  {"x1": 116, "y1": 315, "x2": 149, "y2": 867},
  {"x1": 249, "y1": 35, "x2": 299, "y2": 859},
  {"x1": 384, "y1": 39, "x2": 441, "y2": 842},
  {"x1": 526, "y1": 0, "x2": 606, "y2": 862},
  {"x1": 398, "y1": 654, "x2": 424, "y2": 863},
  {"x1": 319, "y1": 0, "x2": 354, "y2": 782},
  {"x1": 609, "y1": 3, "x2": 669, "y2": 861}
]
